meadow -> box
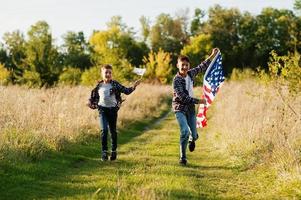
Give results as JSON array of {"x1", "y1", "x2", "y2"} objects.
[
  {"x1": 0, "y1": 79, "x2": 301, "y2": 199},
  {"x1": 205, "y1": 79, "x2": 301, "y2": 195},
  {"x1": 0, "y1": 83, "x2": 171, "y2": 161},
  {"x1": 1, "y1": 1, "x2": 300, "y2": 198}
]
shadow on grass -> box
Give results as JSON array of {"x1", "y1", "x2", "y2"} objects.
[
  {"x1": 0, "y1": 154, "x2": 138, "y2": 199},
  {"x1": 0, "y1": 105, "x2": 171, "y2": 199}
]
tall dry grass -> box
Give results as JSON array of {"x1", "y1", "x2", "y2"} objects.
[
  {"x1": 0, "y1": 84, "x2": 171, "y2": 160},
  {"x1": 207, "y1": 80, "x2": 301, "y2": 179}
]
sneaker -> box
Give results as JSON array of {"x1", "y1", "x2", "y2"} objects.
[
  {"x1": 188, "y1": 140, "x2": 195, "y2": 152},
  {"x1": 101, "y1": 151, "x2": 108, "y2": 161},
  {"x1": 179, "y1": 158, "x2": 187, "y2": 165},
  {"x1": 110, "y1": 151, "x2": 117, "y2": 161}
]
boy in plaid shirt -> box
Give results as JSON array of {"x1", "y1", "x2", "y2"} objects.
[
  {"x1": 88, "y1": 64, "x2": 140, "y2": 161},
  {"x1": 172, "y1": 48, "x2": 219, "y2": 165}
]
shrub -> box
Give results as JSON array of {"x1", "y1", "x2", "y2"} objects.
[
  {"x1": 21, "y1": 70, "x2": 42, "y2": 87},
  {"x1": 230, "y1": 68, "x2": 256, "y2": 81},
  {"x1": 143, "y1": 49, "x2": 172, "y2": 84},
  {"x1": 268, "y1": 51, "x2": 301, "y2": 94},
  {"x1": 0, "y1": 63, "x2": 10, "y2": 85},
  {"x1": 59, "y1": 67, "x2": 82, "y2": 85},
  {"x1": 81, "y1": 66, "x2": 101, "y2": 86}
]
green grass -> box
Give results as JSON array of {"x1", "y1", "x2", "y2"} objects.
[{"x1": 0, "y1": 110, "x2": 300, "y2": 199}]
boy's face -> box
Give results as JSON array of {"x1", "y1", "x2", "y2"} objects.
[
  {"x1": 101, "y1": 68, "x2": 112, "y2": 81},
  {"x1": 177, "y1": 60, "x2": 190, "y2": 76}
]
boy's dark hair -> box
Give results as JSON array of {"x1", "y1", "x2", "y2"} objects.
[
  {"x1": 177, "y1": 55, "x2": 190, "y2": 63},
  {"x1": 101, "y1": 64, "x2": 113, "y2": 70}
]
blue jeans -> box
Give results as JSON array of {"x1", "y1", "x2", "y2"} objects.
[
  {"x1": 175, "y1": 110, "x2": 199, "y2": 160},
  {"x1": 99, "y1": 107, "x2": 118, "y2": 154}
]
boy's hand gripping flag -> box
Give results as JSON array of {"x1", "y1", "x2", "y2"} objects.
[{"x1": 196, "y1": 51, "x2": 225, "y2": 128}]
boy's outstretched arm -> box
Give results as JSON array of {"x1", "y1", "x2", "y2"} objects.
[
  {"x1": 189, "y1": 48, "x2": 219, "y2": 78},
  {"x1": 115, "y1": 80, "x2": 141, "y2": 95}
]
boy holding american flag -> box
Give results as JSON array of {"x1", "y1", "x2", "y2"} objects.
[{"x1": 172, "y1": 48, "x2": 219, "y2": 165}]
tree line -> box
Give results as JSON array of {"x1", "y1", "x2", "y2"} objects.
[{"x1": 0, "y1": 3, "x2": 300, "y2": 86}]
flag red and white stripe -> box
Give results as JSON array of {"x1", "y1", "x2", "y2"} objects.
[{"x1": 196, "y1": 51, "x2": 225, "y2": 128}]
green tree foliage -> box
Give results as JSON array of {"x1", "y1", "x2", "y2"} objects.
[
  {"x1": 181, "y1": 34, "x2": 212, "y2": 68},
  {"x1": 294, "y1": 0, "x2": 301, "y2": 12},
  {"x1": 106, "y1": 16, "x2": 149, "y2": 67},
  {"x1": 235, "y1": 12, "x2": 258, "y2": 67},
  {"x1": 254, "y1": 8, "x2": 299, "y2": 66},
  {"x1": 149, "y1": 13, "x2": 188, "y2": 54},
  {"x1": 22, "y1": 70, "x2": 42, "y2": 87},
  {"x1": 181, "y1": 34, "x2": 212, "y2": 84},
  {"x1": 201, "y1": 5, "x2": 242, "y2": 73},
  {"x1": 143, "y1": 49, "x2": 172, "y2": 84},
  {"x1": 118, "y1": 33, "x2": 149, "y2": 68},
  {"x1": 0, "y1": 44, "x2": 8, "y2": 66},
  {"x1": 139, "y1": 16, "x2": 151, "y2": 42},
  {"x1": 90, "y1": 16, "x2": 148, "y2": 82},
  {"x1": 24, "y1": 21, "x2": 62, "y2": 86},
  {"x1": 61, "y1": 31, "x2": 92, "y2": 70},
  {"x1": 196, "y1": 5, "x2": 301, "y2": 73},
  {"x1": 2, "y1": 31, "x2": 27, "y2": 83},
  {"x1": 89, "y1": 27, "x2": 132, "y2": 82},
  {"x1": 190, "y1": 8, "x2": 205, "y2": 36},
  {"x1": 58, "y1": 67, "x2": 82, "y2": 85},
  {"x1": 0, "y1": 5, "x2": 300, "y2": 86}
]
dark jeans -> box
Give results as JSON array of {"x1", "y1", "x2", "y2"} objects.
[
  {"x1": 175, "y1": 109, "x2": 199, "y2": 160},
  {"x1": 98, "y1": 106, "x2": 118, "y2": 153}
]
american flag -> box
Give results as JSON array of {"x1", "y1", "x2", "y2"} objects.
[{"x1": 196, "y1": 51, "x2": 225, "y2": 128}]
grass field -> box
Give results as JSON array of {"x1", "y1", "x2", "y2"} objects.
[
  {"x1": 1, "y1": 110, "x2": 300, "y2": 199},
  {"x1": 0, "y1": 80, "x2": 300, "y2": 199},
  {"x1": 206, "y1": 80, "x2": 301, "y2": 180},
  {"x1": 0, "y1": 83, "x2": 171, "y2": 161}
]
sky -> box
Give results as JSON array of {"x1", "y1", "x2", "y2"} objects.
[{"x1": 0, "y1": 0, "x2": 295, "y2": 44}]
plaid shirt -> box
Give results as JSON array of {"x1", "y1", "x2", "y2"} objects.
[
  {"x1": 172, "y1": 60, "x2": 210, "y2": 113},
  {"x1": 88, "y1": 80, "x2": 135, "y2": 110}
]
